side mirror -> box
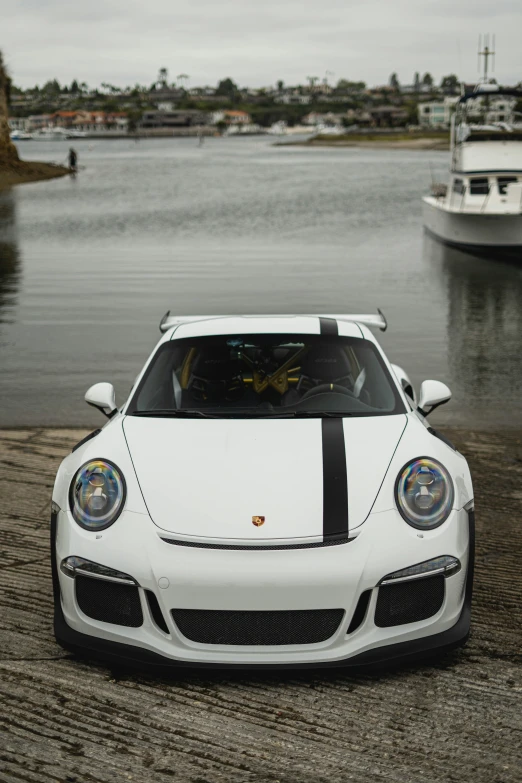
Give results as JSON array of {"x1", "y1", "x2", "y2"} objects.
[
  {"x1": 418, "y1": 380, "x2": 451, "y2": 416},
  {"x1": 85, "y1": 382, "x2": 117, "y2": 418}
]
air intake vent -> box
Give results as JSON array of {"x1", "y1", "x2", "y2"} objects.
[
  {"x1": 171, "y1": 608, "x2": 344, "y2": 645},
  {"x1": 375, "y1": 575, "x2": 444, "y2": 628},
  {"x1": 347, "y1": 590, "x2": 371, "y2": 634},
  {"x1": 75, "y1": 575, "x2": 143, "y2": 627},
  {"x1": 146, "y1": 590, "x2": 169, "y2": 634}
]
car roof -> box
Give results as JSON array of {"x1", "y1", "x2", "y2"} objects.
[{"x1": 166, "y1": 315, "x2": 364, "y2": 341}]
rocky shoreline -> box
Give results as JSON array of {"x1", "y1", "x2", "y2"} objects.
[
  {"x1": 0, "y1": 52, "x2": 70, "y2": 190},
  {"x1": 0, "y1": 158, "x2": 70, "y2": 189}
]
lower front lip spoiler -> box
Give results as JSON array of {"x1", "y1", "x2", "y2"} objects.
[{"x1": 53, "y1": 596, "x2": 471, "y2": 672}]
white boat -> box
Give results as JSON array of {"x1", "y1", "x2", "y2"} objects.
[
  {"x1": 67, "y1": 129, "x2": 88, "y2": 139},
  {"x1": 31, "y1": 127, "x2": 70, "y2": 141},
  {"x1": 224, "y1": 123, "x2": 265, "y2": 136},
  {"x1": 423, "y1": 85, "x2": 522, "y2": 254},
  {"x1": 267, "y1": 121, "x2": 287, "y2": 135},
  {"x1": 312, "y1": 123, "x2": 344, "y2": 137},
  {"x1": 9, "y1": 130, "x2": 33, "y2": 141}
]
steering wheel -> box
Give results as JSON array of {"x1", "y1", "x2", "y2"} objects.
[
  {"x1": 190, "y1": 376, "x2": 245, "y2": 403},
  {"x1": 300, "y1": 384, "x2": 355, "y2": 400}
]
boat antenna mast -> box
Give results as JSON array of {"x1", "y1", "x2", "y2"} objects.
[{"x1": 477, "y1": 34, "x2": 495, "y2": 84}]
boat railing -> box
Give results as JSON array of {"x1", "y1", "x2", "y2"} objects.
[
  {"x1": 480, "y1": 186, "x2": 493, "y2": 214},
  {"x1": 447, "y1": 178, "x2": 522, "y2": 214}
]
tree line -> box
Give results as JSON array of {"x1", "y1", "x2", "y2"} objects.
[{"x1": 389, "y1": 72, "x2": 460, "y2": 93}]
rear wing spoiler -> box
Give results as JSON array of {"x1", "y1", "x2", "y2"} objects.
[{"x1": 159, "y1": 310, "x2": 387, "y2": 333}]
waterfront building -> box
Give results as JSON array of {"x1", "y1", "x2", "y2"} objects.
[
  {"x1": 210, "y1": 110, "x2": 252, "y2": 126},
  {"x1": 367, "y1": 106, "x2": 409, "y2": 127},
  {"x1": 26, "y1": 114, "x2": 54, "y2": 130},
  {"x1": 70, "y1": 111, "x2": 128, "y2": 133},
  {"x1": 274, "y1": 91, "x2": 312, "y2": 105},
  {"x1": 418, "y1": 97, "x2": 460, "y2": 128},
  {"x1": 418, "y1": 95, "x2": 515, "y2": 128},
  {"x1": 51, "y1": 111, "x2": 78, "y2": 129},
  {"x1": 139, "y1": 109, "x2": 208, "y2": 129},
  {"x1": 302, "y1": 111, "x2": 341, "y2": 127},
  {"x1": 147, "y1": 87, "x2": 185, "y2": 106},
  {"x1": 8, "y1": 117, "x2": 31, "y2": 131}
]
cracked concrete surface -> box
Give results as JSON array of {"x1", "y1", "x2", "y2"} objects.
[{"x1": 0, "y1": 427, "x2": 521, "y2": 782}]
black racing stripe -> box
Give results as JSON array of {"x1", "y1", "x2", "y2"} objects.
[
  {"x1": 321, "y1": 418, "x2": 349, "y2": 540},
  {"x1": 319, "y1": 317, "x2": 338, "y2": 336}
]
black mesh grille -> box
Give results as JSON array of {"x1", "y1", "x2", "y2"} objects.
[
  {"x1": 171, "y1": 608, "x2": 344, "y2": 645},
  {"x1": 146, "y1": 590, "x2": 169, "y2": 634},
  {"x1": 75, "y1": 575, "x2": 143, "y2": 627},
  {"x1": 375, "y1": 575, "x2": 445, "y2": 628}
]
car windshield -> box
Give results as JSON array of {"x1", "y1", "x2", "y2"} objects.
[{"x1": 127, "y1": 333, "x2": 406, "y2": 418}]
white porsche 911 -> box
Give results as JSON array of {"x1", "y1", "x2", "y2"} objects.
[{"x1": 51, "y1": 312, "x2": 474, "y2": 670}]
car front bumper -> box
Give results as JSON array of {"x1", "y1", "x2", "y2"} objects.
[{"x1": 51, "y1": 506, "x2": 474, "y2": 670}]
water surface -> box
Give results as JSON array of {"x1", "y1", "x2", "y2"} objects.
[{"x1": 1, "y1": 136, "x2": 521, "y2": 427}]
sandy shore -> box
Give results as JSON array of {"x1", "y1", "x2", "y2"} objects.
[
  {"x1": 0, "y1": 426, "x2": 520, "y2": 782},
  {"x1": 0, "y1": 158, "x2": 70, "y2": 189}
]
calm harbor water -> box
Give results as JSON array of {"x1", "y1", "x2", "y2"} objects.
[{"x1": 1, "y1": 136, "x2": 521, "y2": 428}]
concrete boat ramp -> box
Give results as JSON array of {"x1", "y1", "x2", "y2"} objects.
[{"x1": 0, "y1": 427, "x2": 520, "y2": 782}]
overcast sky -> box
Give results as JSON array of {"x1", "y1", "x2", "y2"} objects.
[{"x1": 3, "y1": 0, "x2": 522, "y2": 90}]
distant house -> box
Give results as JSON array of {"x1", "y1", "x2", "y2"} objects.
[
  {"x1": 186, "y1": 92, "x2": 229, "y2": 104},
  {"x1": 71, "y1": 111, "x2": 128, "y2": 132},
  {"x1": 275, "y1": 92, "x2": 311, "y2": 105},
  {"x1": 345, "y1": 109, "x2": 373, "y2": 126},
  {"x1": 157, "y1": 101, "x2": 176, "y2": 112},
  {"x1": 44, "y1": 110, "x2": 128, "y2": 132},
  {"x1": 188, "y1": 87, "x2": 217, "y2": 97},
  {"x1": 27, "y1": 114, "x2": 53, "y2": 130},
  {"x1": 8, "y1": 117, "x2": 31, "y2": 131},
  {"x1": 464, "y1": 95, "x2": 516, "y2": 124},
  {"x1": 51, "y1": 111, "x2": 80, "y2": 128},
  {"x1": 400, "y1": 84, "x2": 434, "y2": 95},
  {"x1": 418, "y1": 97, "x2": 459, "y2": 128},
  {"x1": 367, "y1": 106, "x2": 409, "y2": 127},
  {"x1": 365, "y1": 86, "x2": 396, "y2": 98},
  {"x1": 139, "y1": 109, "x2": 208, "y2": 129},
  {"x1": 210, "y1": 110, "x2": 252, "y2": 126},
  {"x1": 419, "y1": 89, "x2": 515, "y2": 129},
  {"x1": 147, "y1": 87, "x2": 185, "y2": 106},
  {"x1": 302, "y1": 111, "x2": 341, "y2": 127}
]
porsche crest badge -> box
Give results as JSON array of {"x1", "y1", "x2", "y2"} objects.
[{"x1": 252, "y1": 515, "x2": 265, "y2": 527}]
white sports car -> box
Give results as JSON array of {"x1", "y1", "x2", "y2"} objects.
[{"x1": 51, "y1": 313, "x2": 474, "y2": 670}]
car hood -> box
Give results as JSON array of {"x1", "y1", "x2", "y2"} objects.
[{"x1": 123, "y1": 414, "x2": 407, "y2": 542}]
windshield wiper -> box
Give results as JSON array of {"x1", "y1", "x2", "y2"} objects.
[
  {"x1": 131, "y1": 409, "x2": 359, "y2": 419},
  {"x1": 294, "y1": 411, "x2": 357, "y2": 419},
  {"x1": 255, "y1": 410, "x2": 357, "y2": 418},
  {"x1": 131, "y1": 409, "x2": 217, "y2": 418},
  {"x1": 292, "y1": 410, "x2": 356, "y2": 418}
]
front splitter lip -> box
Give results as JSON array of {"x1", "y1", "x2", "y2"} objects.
[{"x1": 53, "y1": 598, "x2": 471, "y2": 672}]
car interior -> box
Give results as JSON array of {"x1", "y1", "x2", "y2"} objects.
[{"x1": 131, "y1": 334, "x2": 403, "y2": 415}]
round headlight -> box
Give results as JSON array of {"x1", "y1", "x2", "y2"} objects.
[
  {"x1": 395, "y1": 457, "x2": 454, "y2": 530},
  {"x1": 69, "y1": 459, "x2": 126, "y2": 530}
]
